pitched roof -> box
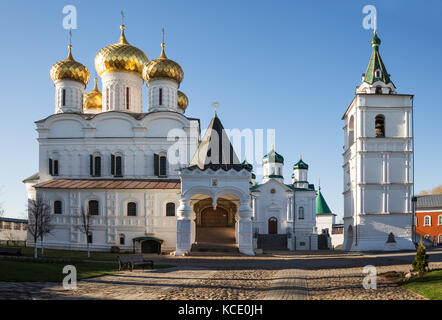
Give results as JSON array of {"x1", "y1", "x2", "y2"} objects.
[
  {"x1": 416, "y1": 195, "x2": 442, "y2": 210},
  {"x1": 23, "y1": 172, "x2": 40, "y2": 183},
  {"x1": 34, "y1": 179, "x2": 181, "y2": 190},
  {"x1": 293, "y1": 158, "x2": 308, "y2": 170},
  {"x1": 363, "y1": 32, "x2": 393, "y2": 85},
  {"x1": 316, "y1": 187, "x2": 333, "y2": 215},
  {"x1": 187, "y1": 113, "x2": 243, "y2": 171}
]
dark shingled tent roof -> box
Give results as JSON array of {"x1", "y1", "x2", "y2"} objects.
[{"x1": 186, "y1": 113, "x2": 243, "y2": 171}]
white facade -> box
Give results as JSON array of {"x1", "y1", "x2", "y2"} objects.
[{"x1": 54, "y1": 79, "x2": 85, "y2": 114}]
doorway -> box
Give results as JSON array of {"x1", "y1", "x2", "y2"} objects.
[{"x1": 268, "y1": 217, "x2": 278, "y2": 234}]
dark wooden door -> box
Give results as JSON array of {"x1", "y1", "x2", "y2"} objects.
[
  {"x1": 201, "y1": 207, "x2": 229, "y2": 227},
  {"x1": 141, "y1": 240, "x2": 160, "y2": 254},
  {"x1": 268, "y1": 217, "x2": 278, "y2": 234}
]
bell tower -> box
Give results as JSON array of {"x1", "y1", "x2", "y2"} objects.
[{"x1": 342, "y1": 30, "x2": 415, "y2": 251}]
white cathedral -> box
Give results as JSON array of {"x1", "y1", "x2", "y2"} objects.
[{"x1": 23, "y1": 23, "x2": 414, "y2": 254}]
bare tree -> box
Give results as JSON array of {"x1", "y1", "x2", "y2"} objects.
[
  {"x1": 76, "y1": 206, "x2": 92, "y2": 258},
  {"x1": 27, "y1": 196, "x2": 52, "y2": 259}
]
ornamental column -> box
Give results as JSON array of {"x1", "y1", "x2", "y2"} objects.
[
  {"x1": 238, "y1": 199, "x2": 254, "y2": 256},
  {"x1": 174, "y1": 198, "x2": 192, "y2": 256}
]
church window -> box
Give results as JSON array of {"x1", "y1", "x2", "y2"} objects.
[
  {"x1": 88, "y1": 200, "x2": 99, "y2": 216},
  {"x1": 424, "y1": 216, "x2": 431, "y2": 226},
  {"x1": 126, "y1": 87, "x2": 130, "y2": 110},
  {"x1": 166, "y1": 202, "x2": 175, "y2": 216},
  {"x1": 90, "y1": 154, "x2": 102, "y2": 177},
  {"x1": 49, "y1": 158, "x2": 59, "y2": 176},
  {"x1": 120, "y1": 234, "x2": 125, "y2": 245},
  {"x1": 111, "y1": 154, "x2": 123, "y2": 177},
  {"x1": 375, "y1": 115, "x2": 385, "y2": 137},
  {"x1": 62, "y1": 89, "x2": 66, "y2": 106},
  {"x1": 375, "y1": 86, "x2": 382, "y2": 94},
  {"x1": 127, "y1": 202, "x2": 137, "y2": 216},
  {"x1": 348, "y1": 116, "x2": 355, "y2": 146},
  {"x1": 154, "y1": 153, "x2": 167, "y2": 176},
  {"x1": 159, "y1": 88, "x2": 163, "y2": 106},
  {"x1": 54, "y1": 200, "x2": 62, "y2": 214},
  {"x1": 298, "y1": 207, "x2": 305, "y2": 220},
  {"x1": 375, "y1": 69, "x2": 382, "y2": 78}
]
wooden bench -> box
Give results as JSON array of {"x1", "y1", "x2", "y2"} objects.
[
  {"x1": 117, "y1": 255, "x2": 154, "y2": 271},
  {"x1": 0, "y1": 247, "x2": 22, "y2": 256}
]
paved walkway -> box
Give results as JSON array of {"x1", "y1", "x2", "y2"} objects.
[{"x1": 263, "y1": 269, "x2": 307, "y2": 300}]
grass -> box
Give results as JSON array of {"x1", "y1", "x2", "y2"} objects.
[
  {"x1": 401, "y1": 269, "x2": 442, "y2": 300},
  {"x1": 17, "y1": 246, "x2": 124, "y2": 261},
  {"x1": 0, "y1": 259, "x2": 118, "y2": 282}
]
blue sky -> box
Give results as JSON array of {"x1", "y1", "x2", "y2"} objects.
[{"x1": 0, "y1": 0, "x2": 441, "y2": 220}]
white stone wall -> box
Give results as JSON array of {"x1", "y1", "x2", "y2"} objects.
[
  {"x1": 147, "y1": 78, "x2": 179, "y2": 112},
  {"x1": 54, "y1": 79, "x2": 85, "y2": 114},
  {"x1": 29, "y1": 188, "x2": 180, "y2": 252},
  {"x1": 342, "y1": 93, "x2": 415, "y2": 251},
  {"x1": 101, "y1": 71, "x2": 143, "y2": 113}
]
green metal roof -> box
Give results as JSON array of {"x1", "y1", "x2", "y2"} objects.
[
  {"x1": 363, "y1": 32, "x2": 393, "y2": 85},
  {"x1": 263, "y1": 149, "x2": 284, "y2": 164},
  {"x1": 241, "y1": 160, "x2": 253, "y2": 172},
  {"x1": 293, "y1": 158, "x2": 308, "y2": 170},
  {"x1": 316, "y1": 187, "x2": 333, "y2": 215}
]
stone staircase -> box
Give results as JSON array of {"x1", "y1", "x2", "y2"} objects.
[{"x1": 257, "y1": 234, "x2": 288, "y2": 250}]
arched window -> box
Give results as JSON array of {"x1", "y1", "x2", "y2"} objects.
[
  {"x1": 127, "y1": 202, "x2": 137, "y2": 216},
  {"x1": 438, "y1": 215, "x2": 442, "y2": 226},
  {"x1": 54, "y1": 200, "x2": 62, "y2": 214},
  {"x1": 120, "y1": 234, "x2": 125, "y2": 245},
  {"x1": 424, "y1": 216, "x2": 431, "y2": 226},
  {"x1": 348, "y1": 116, "x2": 355, "y2": 146},
  {"x1": 88, "y1": 200, "x2": 99, "y2": 216},
  {"x1": 166, "y1": 202, "x2": 175, "y2": 216},
  {"x1": 49, "y1": 156, "x2": 59, "y2": 176},
  {"x1": 375, "y1": 115, "x2": 385, "y2": 137},
  {"x1": 298, "y1": 207, "x2": 305, "y2": 220},
  {"x1": 375, "y1": 69, "x2": 382, "y2": 79},
  {"x1": 154, "y1": 153, "x2": 167, "y2": 177},
  {"x1": 375, "y1": 86, "x2": 382, "y2": 94},
  {"x1": 90, "y1": 154, "x2": 102, "y2": 177},
  {"x1": 159, "y1": 88, "x2": 163, "y2": 105},
  {"x1": 111, "y1": 153, "x2": 123, "y2": 177}
]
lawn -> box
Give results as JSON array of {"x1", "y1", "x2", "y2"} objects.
[
  {"x1": 0, "y1": 259, "x2": 118, "y2": 282},
  {"x1": 19, "y1": 246, "x2": 122, "y2": 261},
  {"x1": 402, "y1": 269, "x2": 442, "y2": 300}
]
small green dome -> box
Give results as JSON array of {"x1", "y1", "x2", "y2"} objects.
[
  {"x1": 370, "y1": 32, "x2": 381, "y2": 49},
  {"x1": 293, "y1": 158, "x2": 308, "y2": 170},
  {"x1": 263, "y1": 149, "x2": 284, "y2": 164},
  {"x1": 241, "y1": 160, "x2": 253, "y2": 172}
]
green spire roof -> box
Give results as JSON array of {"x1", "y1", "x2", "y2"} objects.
[
  {"x1": 263, "y1": 148, "x2": 284, "y2": 164},
  {"x1": 293, "y1": 158, "x2": 308, "y2": 170},
  {"x1": 316, "y1": 187, "x2": 333, "y2": 215},
  {"x1": 363, "y1": 31, "x2": 392, "y2": 85}
]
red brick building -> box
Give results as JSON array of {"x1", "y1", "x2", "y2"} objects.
[{"x1": 415, "y1": 195, "x2": 442, "y2": 245}]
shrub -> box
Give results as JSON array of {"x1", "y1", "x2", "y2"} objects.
[
  {"x1": 110, "y1": 246, "x2": 120, "y2": 254},
  {"x1": 412, "y1": 242, "x2": 428, "y2": 277}
]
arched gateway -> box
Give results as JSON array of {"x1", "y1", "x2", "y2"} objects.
[{"x1": 174, "y1": 113, "x2": 254, "y2": 256}]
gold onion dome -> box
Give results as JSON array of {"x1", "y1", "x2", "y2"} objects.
[
  {"x1": 83, "y1": 78, "x2": 102, "y2": 110},
  {"x1": 50, "y1": 45, "x2": 90, "y2": 85},
  {"x1": 177, "y1": 91, "x2": 188, "y2": 111},
  {"x1": 95, "y1": 25, "x2": 149, "y2": 77},
  {"x1": 143, "y1": 43, "x2": 184, "y2": 84}
]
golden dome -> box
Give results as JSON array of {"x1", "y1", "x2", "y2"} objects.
[
  {"x1": 95, "y1": 25, "x2": 148, "y2": 77},
  {"x1": 177, "y1": 91, "x2": 188, "y2": 111},
  {"x1": 83, "y1": 78, "x2": 102, "y2": 111},
  {"x1": 50, "y1": 46, "x2": 90, "y2": 85},
  {"x1": 143, "y1": 43, "x2": 184, "y2": 84}
]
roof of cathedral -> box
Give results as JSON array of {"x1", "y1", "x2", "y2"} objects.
[
  {"x1": 95, "y1": 25, "x2": 148, "y2": 77},
  {"x1": 50, "y1": 45, "x2": 90, "y2": 85},
  {"x1": 362, "y1": 31, "x2": 393, "y2": 85},
  {"x1": 177, "y1": 91, "x2": 188, "y2": 112},
  {"x1": 263, "y1": 149, "x2": 284, "y2": 164},
  {"x1": 186, "y1": 113, "x2": 243, "y2": 171},
  {"x1": 83, "y1": 78, "x2": 102, "y2": 110},
  {"x1": 143, "y1": 43, "x2": 184, "y2": 84},
  {"x1": 293, "y1": 158, "x2": 308, "y2": 170},
  {"x1": 241, "y1": 160, "x2": 253, "y2": 172},
  {"x1": 316, "y1": 186, "x2": 334, "y2": 215},
  {"x1": 34, "y1": 179, "x2": 180, "y2": 190}
]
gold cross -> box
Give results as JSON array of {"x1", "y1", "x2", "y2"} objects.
[
  {"x1": 212, "y1": 101, "x2": 219, "y2": 114},
  {"x1": 121, "y1": 10, "x2": 125, "y2": 25}
]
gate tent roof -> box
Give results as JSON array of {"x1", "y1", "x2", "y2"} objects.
[{"x1": 132, "y1": 237, "x2": 164, "y2": 243}]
